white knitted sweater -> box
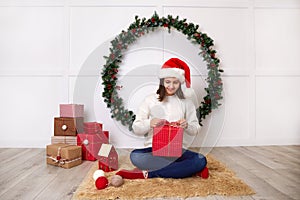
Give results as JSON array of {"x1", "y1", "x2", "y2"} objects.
[{"x1": 132, "y1": 93, "x2": 201, "y2": 148}]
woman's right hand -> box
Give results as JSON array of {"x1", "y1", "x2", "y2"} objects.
[{"x1": 150, "y1": 118, "x2": 166, "y2": 128}]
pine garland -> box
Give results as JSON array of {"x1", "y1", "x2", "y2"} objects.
[{"x1": 102, "y1": 12, "x2": 223, "y2": 131}]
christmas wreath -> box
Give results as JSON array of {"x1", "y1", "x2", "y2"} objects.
[{"x1": 101, "y1": 12, "x2": 223, "y2": 131}]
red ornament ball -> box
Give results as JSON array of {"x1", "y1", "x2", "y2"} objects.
[{"x1": 95, "y1": 176, "x2": 108, "y2": 190}]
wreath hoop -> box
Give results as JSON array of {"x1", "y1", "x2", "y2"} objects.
[{"x1": 101, "y1": 12, "x2": 223, "y2": 131}]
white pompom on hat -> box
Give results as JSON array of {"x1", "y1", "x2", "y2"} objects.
[{"x1": 158, "y1": 58, "x2": 195, "y2": 98}]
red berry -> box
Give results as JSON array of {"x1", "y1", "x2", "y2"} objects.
[{"x1": 194, "y1": 33, "x2": 200, "y2": 38}]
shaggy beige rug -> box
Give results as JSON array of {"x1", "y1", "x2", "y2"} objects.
[{"x1": 72, "y1": 151, "x2": 255, "y2": 200}]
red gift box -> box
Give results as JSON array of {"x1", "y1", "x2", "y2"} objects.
[
  {"x1": 60, "y1": 104, "x2": 84, "y2": 118},
  {"x1": 83, "y1": 122, "x2": 103, "y2": 134},
  {"x1": 152, "y1": 122, "x2": 183, "y2": 157},
  {"x1": 98, "y1": 144, "x2": 118, "y2": 172},
  {"x1": 103, "y1": 131, "x2": 109, "y2": 141},
  {"x1": 77, "y1": 133, "x2": 108, "y2": 161}
]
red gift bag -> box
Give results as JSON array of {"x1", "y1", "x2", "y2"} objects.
[{"x1": 152, "y1": 122, "x2": 183, "y2": 157}]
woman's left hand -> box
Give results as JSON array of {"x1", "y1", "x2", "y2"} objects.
[{"x1": 177, "y1": 119, "x2": 188, "y2": 129}]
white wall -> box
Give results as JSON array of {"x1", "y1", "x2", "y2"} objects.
[{"x1": 0, "y1": 0, "x2": 299, "y2": 148}]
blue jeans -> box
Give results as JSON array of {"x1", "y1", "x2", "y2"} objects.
[{"x1": 130, "y1": 147, "x2": 207, "y2": 179}]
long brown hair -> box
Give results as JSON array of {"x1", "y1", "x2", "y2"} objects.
[{"x1": 156, "y1": 78, "x2": 185, "y2": 102}]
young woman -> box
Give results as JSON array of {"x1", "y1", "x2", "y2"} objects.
[{"x1": 116, "y1": 58, "x2": 209, "y2": 179}]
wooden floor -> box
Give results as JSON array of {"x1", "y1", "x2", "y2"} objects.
[{"x1": 0, "y1": 146, "x2": 299, "y2": 200}]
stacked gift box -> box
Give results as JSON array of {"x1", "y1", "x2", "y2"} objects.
[
  {"x1": 46, "y1": 104, "x2": 118, "y2": 171},
  {"x1": 51, "y1": 136, "x2": 77, "y2": 145},
  {"x1": 77, "y1": 122, "x2": 118, "y2": 172},
  {"x1": 46, "y1": 104, "x2": 84, "y2": 169},
  {"x1": 46, "y1": 143, "x2": 82, "y2": 169},
  {"x1": 51, "y1": 104, "x2": 84, "y2": 144},
  {"x1": 77, "y1": 122, "x2": 108, "y2": 161}
]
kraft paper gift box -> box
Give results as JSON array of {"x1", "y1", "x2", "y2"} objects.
[
  {"x1": 46, "y1": 143, "x2": 82, "y2": 169},
  {"x1": 152, "y1": 122, "x2": 183, "y2": 157},
  {"x1": 98, "y1": 143, "x2": 118, "y2": 172},
  {"x1": 51, "y1": 136, "x2": 77, "y2": 145},
  {"x1": 60, "y1": 104, "x2": 84, "y2": 118},
  {"x1": 77, "y1": 133, "x2": 109, "y2": 161},
  {"x1": 84, "y1": 122, "x2": 103, "y2": 134},
  {"x1": 54, "y1": 117, "x2": 84, "y2": 136}
]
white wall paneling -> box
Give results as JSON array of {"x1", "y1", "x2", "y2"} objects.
[
  {"x1": 256, "y1": 77, "x2": 300, "y2": 144},
  {"x1": 253, "y1": 2, "x2": 300, "y2": 145},
  {"x1": 69, "y1": 6, "x2": 157, "y2": 75},
  {"x1": 255, "y1": 7, "x2": 300, "y2": 71},
  {"x1": 0, "y1": 6, "x2": 65, "y2": 75},
  {"x1": 163, "y1": 6, "x2": 251, "y2": 72},
  {"x1": 0, "y1": 77, "x2": 65, "y2": 147},
  {"x1": 0, "y1": 0, "x2": 299, "y2": 147}
]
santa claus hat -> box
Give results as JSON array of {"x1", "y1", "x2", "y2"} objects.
[{"x1": 158, "y1": 58, "x2": 194, "y2": 98}]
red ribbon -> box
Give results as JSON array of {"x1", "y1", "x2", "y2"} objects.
[{"x1": 159, "y1": 121, "x2": 180, "y2": 127}]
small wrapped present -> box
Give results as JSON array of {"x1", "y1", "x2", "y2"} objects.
[
  {"x1": 51, "y1": 136, "x2": 77, "y2": 145},
  {"x1": 98, "y1": 143, "x2": 118, "y2": 172},
  {"x1": 77, "y1": 133, "x2": 108, "y2": 161},
  {"x1": 152, "y1": 122, "x2": 183, "y2": 157},
  {"x1": 54, "y1": 117, "x2": 84, "y2": 136},
  {"x1": 60, "y1": 104, "x2": 84, "y2": 118},
  {"x1": 84, "y1": 122, "x2": 103, "y2": 134},
  {"x1": 46, "y1": 143, "x2": 82, "y2": 169}
]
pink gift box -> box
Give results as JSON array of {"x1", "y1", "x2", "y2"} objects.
[{"x1": 60, "y1": 104, "x2": 84, "y2": 118}]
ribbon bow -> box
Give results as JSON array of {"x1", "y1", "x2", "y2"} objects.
[{"x1": 161, "y1": 121, "x2": 180, "y2": 127}]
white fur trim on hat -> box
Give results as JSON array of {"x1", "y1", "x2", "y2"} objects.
[
  {"x1": 158, "y1": 68, "x2": 185, "y2": 83},
  {"x1": 181, "y1": 83, "x2": 198, "y2": 107},
  {"x1": 181, "y1": 82, "x2": 195, "y2": 98}
]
